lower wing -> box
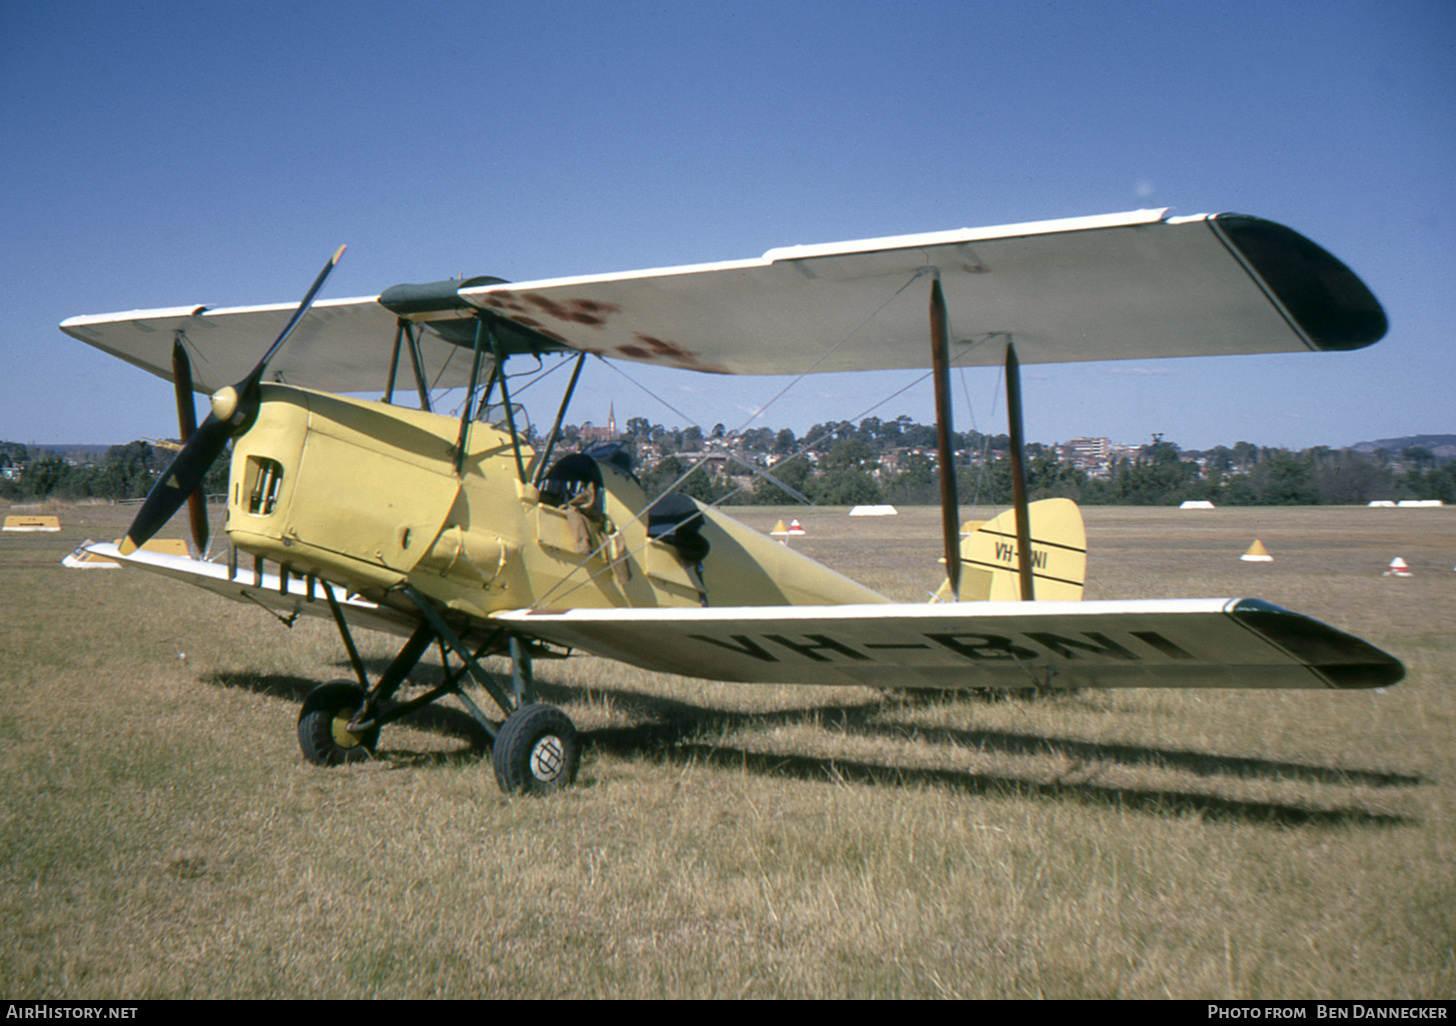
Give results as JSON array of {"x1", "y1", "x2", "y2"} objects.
[
  {"x1": 500, "y1": 600, "x2": 1403, "y2": 691},
  {"x1": 89, "y1": 543, "x2": 1402, "y2": 691},
  {"x1": 85, "y1": 542, "x2": 418, "y2": 638}
]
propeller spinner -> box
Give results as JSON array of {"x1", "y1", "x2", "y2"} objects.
[{"x1": 120, "y1": 246, "x2": 346, "y2": 555}]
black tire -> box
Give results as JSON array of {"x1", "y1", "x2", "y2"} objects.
[
  {"x1": 298, "y1": 681, "x2": 379, "y2": 766},
  {"x1": 492, "y1": 703, "x2": 580, "y2": 794}
]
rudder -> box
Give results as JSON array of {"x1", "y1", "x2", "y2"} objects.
[{"x1": 935, "y1": 498, "x2": 1086, "y2": 601}]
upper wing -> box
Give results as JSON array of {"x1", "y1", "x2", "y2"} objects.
[
  {"x1": 499, "y1": 599, "x2": 1404, "y2": 691},
  {"x1": 58, "y1": 296, "x2": 461, "y2": 396},
  {"x1": 60, "y1": 209, "x2": 1386, "y2": 390},
  {"x1": 461, "y1": 210, "x2": 1387, "y2": 375}
]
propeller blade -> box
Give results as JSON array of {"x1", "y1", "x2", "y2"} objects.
[
  {"x1": 119, "y1": 246, "x2": 347, "y2": 555},
  {"x1": 118, "y1": 413, "x2": 232, "y2": 555},
  {"x1": 242, "y1": 244, "x2": 347, "y2": 394},
  {"x1": 172, "y1": 338, "x2": 210, "y2": 553}
]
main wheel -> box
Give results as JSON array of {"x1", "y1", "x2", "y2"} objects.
[
  {"x1": 492, "y1": 703, "x2": 580, "y2": 794},
  {"x1": 298, "y1": 681, "x2": 379, "y2": 766}
]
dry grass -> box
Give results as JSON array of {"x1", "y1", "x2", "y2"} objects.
[{"x1": 1, "y1": 501, "x2": 1452, "y2": 998}]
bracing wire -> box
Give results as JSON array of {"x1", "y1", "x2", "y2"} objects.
[
  {"x1": 725, "y1": 267, "x2": 937, "y2": 438},
  {"x1": 510, "y1": 268, "x2": 1027, "y2": 610},
  {"x1": 528, "y1": 270, "x2": 958, "y2": 609}
]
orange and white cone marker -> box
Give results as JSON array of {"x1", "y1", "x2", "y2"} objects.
[{"x1": 1383, "y1": 557, "x2": 1412, "y2": 577}]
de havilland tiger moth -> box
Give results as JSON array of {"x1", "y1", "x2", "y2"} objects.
[{"x1": 59, "y1": 208, "x2": 1403, "y2": 793}]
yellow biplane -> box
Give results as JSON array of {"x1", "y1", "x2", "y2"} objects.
[{"x1": 60, "y1": 208, "x2": 1402, "y2": 792}]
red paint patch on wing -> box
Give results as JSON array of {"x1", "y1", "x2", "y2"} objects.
[
  {"x1": 632, "y1": 335, "x2": 696, "y2": 360},
  {"x1": 613, "y1": 333, "x2": 729, "y2": 374},
  {"x1": 479, "y1": 289, "x2": 726, "y2": 371},
  {"x1": 479, "y1": 289, "x2": 611, "y2": 348},
  {"x1": 480, "y1": 292, "x2": 528, "y2": 315},
  {"x1": 522, "y1": 293, "x2": 620, "y2": 327}
]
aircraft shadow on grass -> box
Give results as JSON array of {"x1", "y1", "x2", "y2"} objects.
[
  {"x1": 212, "y1": 667, "x2": 494, "y2": 759},
  {"x1": 212, "y1": 663, "x2": 1419, "y2": 828}
]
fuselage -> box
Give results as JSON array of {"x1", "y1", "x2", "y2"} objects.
[{"x1": 224, "y1": 385, "x2": 885, "y2": 620}]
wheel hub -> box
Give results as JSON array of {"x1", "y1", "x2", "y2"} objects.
[
  {"x1": 529, "y1": 735, "x2": 566, "y2": 782},
  {"x1": 331, "y1": 714, "x2": 364, "y2": 749}
]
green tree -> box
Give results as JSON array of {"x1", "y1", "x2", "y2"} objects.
[
  {"x1": 884, "y1": 451, "x2": 937, "y2": 505},
  {"x1": 809, "y1": 466, "x2": 882, "y2": 505},
  {"x1": 21, "y1": 454, "x2": 70, "y2": 498},
  {"x1": 1401, "y1": 446, "x2": 1436, "y2": 472},
  {"x1": 1237, "y1": 449, "x2": 1318, "y2": 505},
  {"x1": 739, "y1": 427, "x2": 775, "y2": 453},
  {"x1": 1401, "y1": 462, "x2": 1456, "y2": 503},
  {"x1": 751, "y1": 454, "x2": 813, "y2": 504},
  {"x1": 1091, "y1": 437, "x2": 1200, "y2": 505},
  {"x1": 820, "y1": 438, "x2": 877, "y2": 472},
  {"x1": 98, "y1": 441, "x2": 160, "y2": 499},
  {"x1": 643, "y1": 455, "x2": 726, "y2": 504},
  {"x1": 1311, "y1": 448, "x2": 1394, "y2": 505},
  {"x1": 624, "y1": 417, "x2": 652, "y2": 440},
  {"x1": 800, "y1": 438, "x2": 882, "y2": 505},
  {"x1": 1025, "y1": 445, "x2": 1087, "y2": 501}
]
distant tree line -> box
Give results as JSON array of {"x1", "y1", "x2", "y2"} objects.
[
  {"x1": 3, "y1": 424, "x2": 1451, "y2": 508},
  {"x1": 1064, "y1": 438, "x2": 1455, "y2": 508},
  {"x1": 0, "y1": 441, "x2": 226, "y2": 502},
  {"x1": 604, "y1": 419, "x2": 1456, "y2": 508}
]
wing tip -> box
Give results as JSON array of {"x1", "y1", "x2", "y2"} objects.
[
  {"x1": 1211, "y1": 215, "x2": 1388, "y2": 352},
  {"x1": 1230, "y1": 599, "x2": 1405, "y2": 689}
]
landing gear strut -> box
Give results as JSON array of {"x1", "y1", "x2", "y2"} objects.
[{"x1": 296, "y1": 584, "x2": 580, "y2": 792}]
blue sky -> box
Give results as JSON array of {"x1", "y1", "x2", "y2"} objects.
[{"x1": 3, "y1": 0, "x2": 1451, "y2": 451}]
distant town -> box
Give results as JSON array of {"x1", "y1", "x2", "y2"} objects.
[{"x1": 3, "y1": 417, "x2": 1453, "y2": 508}]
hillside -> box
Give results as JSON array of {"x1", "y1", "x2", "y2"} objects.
[{"x1": 1350, "y1": 434, "x2": 1456, "y2": 459}]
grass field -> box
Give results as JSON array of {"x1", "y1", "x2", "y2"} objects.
[{"x1": 1, "y1": 500, "x2": 1452, "y2": 998}]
